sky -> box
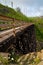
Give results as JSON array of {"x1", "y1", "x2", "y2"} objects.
[{"x1": 0, "y1": 0, "x2": 43, "y2": 17}]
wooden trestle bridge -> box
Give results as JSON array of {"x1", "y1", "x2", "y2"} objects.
[{"x1": 0, "y1": 23, "x2": 36, "y2": 54}]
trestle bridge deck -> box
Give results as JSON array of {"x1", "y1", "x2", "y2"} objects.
[{"x1": 0, "y1": 23, "x2": 36, "y2": 54}]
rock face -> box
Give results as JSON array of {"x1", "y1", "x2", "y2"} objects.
[{"x1": 0, "y1": 24, "x2": 36, "y2": 54}]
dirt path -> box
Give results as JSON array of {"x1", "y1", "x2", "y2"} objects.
[{"x1": 38, "y1": 61, "x2": 43, "y2": 65}]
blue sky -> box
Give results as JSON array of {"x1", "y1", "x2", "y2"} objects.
[{"x1": 0, "y1": 0, "x2": 43, "y2": 17}]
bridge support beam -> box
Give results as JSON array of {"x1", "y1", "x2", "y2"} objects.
[{"x1": 15, "y1": 25, "x2": 36, "y2": 54}]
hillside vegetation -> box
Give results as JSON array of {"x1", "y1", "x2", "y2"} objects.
[
  {"x1": 0, "y1": 4, "x2": 29, "y2": 22},
  {"x1": 29, "y1": 17, "x2": 43, "y2": 42},
  {"x1": 0, "y1": 4, "x2": 43, "y2": 42}
]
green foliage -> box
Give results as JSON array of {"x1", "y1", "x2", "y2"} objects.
[
  {"x1": 0, "y1": 55, "x2": 9, "y2": 65},
  {"x1": 0, "y1": 4, "x2": 29, "y2": 22},
  {"x1": 8, "y1": 47, "x2": 20, "y2": 64},
  {"x1": 28, "y1": 17, "x2": 43, "y2": 42},
  {"x1": 16, "y1": 7, "x2": 21, "y2": 13}
]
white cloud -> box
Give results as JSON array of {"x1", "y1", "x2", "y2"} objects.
[{"x1": 0, "y1": 0, "x2": 43, "y2": 17}]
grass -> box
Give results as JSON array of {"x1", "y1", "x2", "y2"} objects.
[
  {"x1": 0, "y1": 54, "x2": 9, "y2": 65},
  {"x1": 0, "y1": 4, "x2": 29, "y2": 22},
  {"x1": 28, "y1": 17, "x2": 43, "y2": 42}
]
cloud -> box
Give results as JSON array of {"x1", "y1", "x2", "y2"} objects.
[{"x1": 0, "y1": 0, "x2": 43, "y2": 17}]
